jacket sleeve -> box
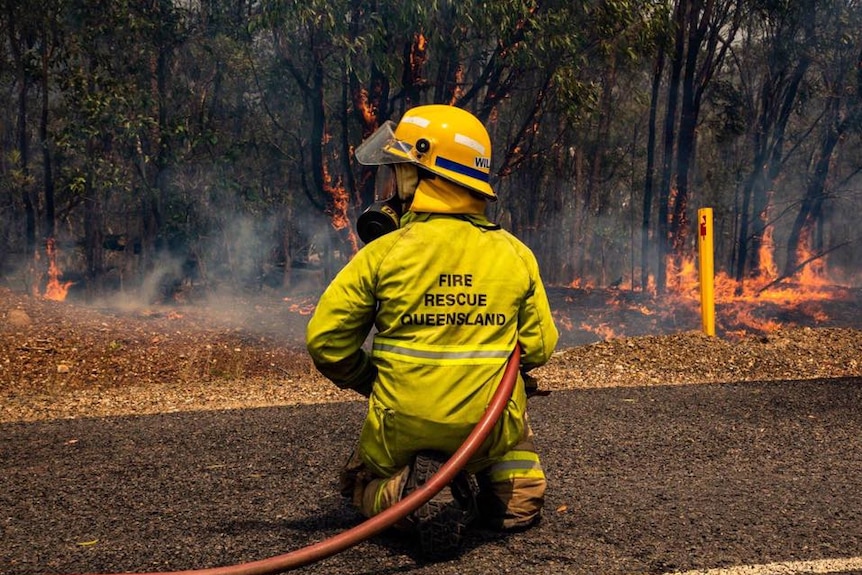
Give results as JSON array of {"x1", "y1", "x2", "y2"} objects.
[
  {"x1": 305, "y1": 252, "x2": 379, "y2": 395},
  {"x1": 516, "y1": 249, "x2": 559, "y2": 371}
]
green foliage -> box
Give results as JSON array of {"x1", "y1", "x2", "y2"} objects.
[{"x1": 1, "y1": 0, "x2": 861, "y2": 292}]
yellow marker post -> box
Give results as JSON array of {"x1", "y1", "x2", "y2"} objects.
[{"x1": 697, "y1": 207, "x2": 716, "y2": 336}]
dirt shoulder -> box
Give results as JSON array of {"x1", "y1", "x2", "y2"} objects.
[{"x1": 2, "y1": 287, "x2": 860, "y2": 423}]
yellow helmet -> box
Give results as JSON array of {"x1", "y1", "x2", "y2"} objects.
[{"x1": 354, "y1": 104, "x2": 495, "y2": 200}]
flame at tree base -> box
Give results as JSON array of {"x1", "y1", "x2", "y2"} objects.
[
  {"x1": 563, "y1": 249, "x2": 855, "y2": 342},
  {"x1": 42, "y1": 237, "x2": 75, "y2": 302}
]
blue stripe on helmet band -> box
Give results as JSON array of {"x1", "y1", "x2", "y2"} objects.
[{"x1": 435, "y1": 156, "x2": 490, "y2": 183}]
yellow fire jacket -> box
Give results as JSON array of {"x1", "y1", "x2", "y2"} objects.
[{"x1": 306, "y1": 212, "x2": 559, "y2": 476}]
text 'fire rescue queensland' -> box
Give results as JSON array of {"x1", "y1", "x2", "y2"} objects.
[{"x1": 400, "y1": 273, "x2": 506, "y2": 326}]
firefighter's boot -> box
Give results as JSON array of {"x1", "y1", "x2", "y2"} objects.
[{"x1": 403, "y1": 450, "x2": 478, "y2": 561}]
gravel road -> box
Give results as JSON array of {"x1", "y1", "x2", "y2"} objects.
[{"x1": 4, "y1": 377, "x2": 862, "y2": 575}]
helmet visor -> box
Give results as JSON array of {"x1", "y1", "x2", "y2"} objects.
[
  {"x1": 373, "y1": 165, "x2": 398, "y2": 202},
  {"x1": 354, "y1": 121, "x2": 413, "y2": 165}
]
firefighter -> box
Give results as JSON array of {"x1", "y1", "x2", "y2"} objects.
[{"x1": 305, "y1": 104, "x2": 559, "y2": 559}]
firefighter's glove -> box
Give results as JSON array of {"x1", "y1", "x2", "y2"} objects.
[
  {"x1": 351, "y1": 354, "x2": 377, "y2": 398},
  {"x1": 522, "y1": 370, "x2": 551, "y2": 398},
  {"x1": 313, "y1": 350, "x2": 377, "y2": 398}
]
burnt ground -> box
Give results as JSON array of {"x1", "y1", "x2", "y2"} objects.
[{"x1": 2, "y1": 284, "x2": 862, "y2": 574}]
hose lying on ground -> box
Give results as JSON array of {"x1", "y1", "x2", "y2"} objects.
[{"x1": 76, "y1": 345, "x2": 521, "y2": 575}]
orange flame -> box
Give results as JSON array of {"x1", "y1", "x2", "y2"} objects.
[
  {"x1": 322, "y1": 165, "x2": 359, "y2": 255},
  {"x1": 580, "y1": 321, "x2": 617, "y2": 340},
  {"x1": 664, "y1": 241, "x2": 841, "y2": 336},
  {"x1": 43, "y1": 237, "x2": 74, "y2": 301},
  {"x1": 354, "y1": 87, "x2": 376, "y2": 127},
  {"x1": 793, "y1": 226, "x2": 829, "y2": 287},
  {"x1": 756, "y1": 217, "x2": 778, "y2": 279},
  {"x1": 448, "y1": 65, "x2": 464, "y2": 105},
  {"x1": 552, "y1": 310, "x2": 574, "y2": 332},
  {"x1": 283, "y1": 296, "x2": 316, "y2": 316},
  {"x1": 569, "y1": 277, "x2": 596, "y2": 289},
  {"x1": 563, "y1": 226, "x2": 848, "y2": 342},
  {"x1": 408, "y1": 33, "x2": 428, "y2": 79}
]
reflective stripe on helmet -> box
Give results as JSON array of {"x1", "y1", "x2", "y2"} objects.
[{"x1": 435, "y1": 156, "x2": 490, "y2": 183}]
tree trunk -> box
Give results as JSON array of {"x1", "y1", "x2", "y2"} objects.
[
  {"x1": 6, "y1": 2, "x2": 37, "y2": 257},
  {"x1": 83, "y1": 172, "x2": 105, "y2": 297},
  {"x1": 784, "y1": 110, "x2": 841, "y2": 275},
  {"x1": 40, "y1": 35, "x2": 55, "y2": 240},
  {"x1": 736, "y1": 1, "x2": 813, "y2": 284},
  {"x1": 670, "y1": 0, "x2": 702, "y2": 261},
  {"x1": 17, "y1": 79, "x2": 37, "y2": 257},
  {"x1": 349, "y1": 62, "x2": 389, "y2": 209},
  {"x1": 672, "y1": 0, "x2": 739, "y2": 269},
  {"x1": 642, "y1": 45, "x2": 665, "y2": 291},
  {"x1": 401, "y1": 32, "x2": 427, "y2": 109},
  {"x1": 575, "y1": 55, "x2": 617, "y2": 281},
  {"x1": 657, "y1": 0, "x2": 687, "y2": 293}
]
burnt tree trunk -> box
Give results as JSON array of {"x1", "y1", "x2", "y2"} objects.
[
  {"x1": 348, "y1": 62, "x2": 389, "y2": 209},
  {"x1": 83, "y1": 168, "x2": 104, "y2": 296},
  {"x1": 642, "y1": 45, "x2": 665, "y2": 291},
  {"x1": 734, "y1": 1, "x2": 813, "y2": 285},
  {"x1": 671, "y1": 0, "x2": 739, "y2": 275},
  {"x1": 6, "y1": 1, "x2": 37, "y2": 259},
  {"x1": 40, "y1": 35, "x2": 55, "y2": 241},
  {"x1": 433, "y1": 1, "x2": 462, "y2": 106},
  {"x1": 657, "y1": 0, "x2": 687, "y2": 293},
  {"x1": 783, "y1": 41, "x2": 860, "y2": 277},
  {"x1": 401, "y1": 32, "x2": 428, "y2": 109},
  {"x1": 783, "y1": 107, "x2": 840, "y2": 276}
]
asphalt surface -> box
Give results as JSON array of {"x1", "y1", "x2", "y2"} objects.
[{"x1": 3, "y1": 377, "x2": 862, "y2": 575}]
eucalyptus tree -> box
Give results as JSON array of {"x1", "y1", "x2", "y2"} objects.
[
  {"x1": 250, "y1": 0, "x2": 669, "y2": 286},
  {"x1": 1, "y1": 0, "x2": 97, "y2": 292},
  {"x1": 562, "y1": 1, "x2": 669, "y2": 286},
  {"x1": 158, "y1": 0, "x2": 292, "y2": 289},
  {"x1": 720, "y1": 0, "x2": 862, "y2": 288},
  {"x1": 249, "y1": 0, "x2": 561, "y2": 271},
  {"x1": 3, "y1": 0, "x2": 48, "y2": 261},
  {"x1": 50, "y1": 0, "x2": 193, "y2": 292},
  {"x1": 640, "y1": 1, "x2": 675, "y2": 291},
  {"x1": 727, "y1": 0, "x2": 816, "y2": 285},
  {"x1": 248, "y1": 0, "x2": 376, "y2": 282},
  {"x1": 650, "y1": 0, "x2": 742, "y2": 293},
  {"x1": 781, "y1": 0, "x2": 862, "y2": 281}
]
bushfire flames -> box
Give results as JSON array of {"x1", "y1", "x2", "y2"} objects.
[
  {"x1": 570, "y1": 240, "x2": 852, "y2": 341},
  {"x1": 281, "y1": 239, "x2": 849, "y2": 345},
  {"x1": 284, "y1": 296, "x2": 316, "y2": 316},
  {"x1": 323, "y1": 167, "x2": 360, "y2": 255},
  {"x1": 42, "y1": 238, "x2": 74, "y2": 302},
  {"x1": 35, "y1": 234, "x2": 850, "y2": 344},
  {"x1": 276, "y1": 201, "x2": 855, "y2": 344}
]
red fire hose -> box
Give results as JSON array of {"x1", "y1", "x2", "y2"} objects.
[{"x1": 79, "y1": 345, "x2": 521, "y2": 575}]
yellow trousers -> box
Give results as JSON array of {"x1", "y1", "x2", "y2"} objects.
[{"x1": 339, "y1": 421, "x2": 546, "y2": 531}]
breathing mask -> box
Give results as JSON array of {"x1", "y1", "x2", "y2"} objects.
[{"x1": 356, "y1": 163, "x2": 419, "y2": 243}]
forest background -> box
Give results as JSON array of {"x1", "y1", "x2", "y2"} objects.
[{"x1": 1, "y1": 0, "x2": 861, "y2": 304}]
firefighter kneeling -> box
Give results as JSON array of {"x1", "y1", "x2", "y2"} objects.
[{"x1": 306, "y1": 104, "x2": 559, "y2": 560}]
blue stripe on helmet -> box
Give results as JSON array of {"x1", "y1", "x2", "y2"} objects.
[{"x1": 435, "y1": 156, "x2": 490, "y2": 183}]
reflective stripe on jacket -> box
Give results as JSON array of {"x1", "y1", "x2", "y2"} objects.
[{"x1": 306, "y1": 212, "x2": 559, "y2": 476}]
